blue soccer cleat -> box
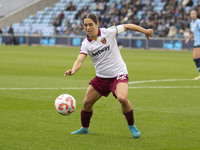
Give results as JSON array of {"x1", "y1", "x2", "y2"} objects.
[
  {"x1": 128, "y1": 124, "x2": 140, "y2": 138},
  {"x1": 71, "y1": 127, "x2": 90, "y2": 134}
]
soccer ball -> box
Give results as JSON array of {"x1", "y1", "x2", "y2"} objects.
[{"x1": 55, "y1": 94, "x2": 76, "y2": 115}]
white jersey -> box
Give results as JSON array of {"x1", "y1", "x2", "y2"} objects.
[{"x1": 80, "y1": 26, "x2": 128, "y2": 78}]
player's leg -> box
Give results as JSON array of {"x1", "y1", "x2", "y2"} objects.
[
  {"x1": 81, "y1": 85, "x2": 101, "y2": 129},
  {"x1": 71, "y1": 85, "x2": 101, "y2": 134},
  {"x1": 115, "y1": 82, "x2": 131, "y2": 114},
  {"x1": 82, "y1": 85, "x2": 102, "y2": 112},
  {"x1": 193, "y1": 47, "x2": 200, "y2": 79},
  {"x1": 115, "y1": 82, "x2": 140, "y2": 138}
]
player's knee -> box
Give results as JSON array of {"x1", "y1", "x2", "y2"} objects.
[
  {"x1": 83, "y1": 100, "x2": 89, "y2": 108},
  {"x1": 117, "y1": 95, "x2": 128, "y2": 106},
  {"x1": 83, "y1": 99, "x2": 93, "y2": 111}
]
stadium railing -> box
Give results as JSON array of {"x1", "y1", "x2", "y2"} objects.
[{"x1": 0, "y1": 34, "x2": 193, "y2": 50}]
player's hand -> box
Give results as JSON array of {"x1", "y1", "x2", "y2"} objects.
[
  {"x1": 64, "y1": 69, "x2": 75, "y2": 76},
  {"x1": 145, "y1": 29, "x2": 153, "y2": 40},
  {"x1": 185, "y1": 39, "x2": 189, "y2": 45}
]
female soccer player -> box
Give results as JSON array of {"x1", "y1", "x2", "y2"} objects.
[
  {"x1": 64, "y1": 13, "x2": 153, "y2": 138},
  {"x1": 185, "y1": 9, "x2": 200, "y2": 80}
]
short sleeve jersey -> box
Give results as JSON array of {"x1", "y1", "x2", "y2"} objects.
[
  {"x1": 80, "y1": 26, "x2": 128, "y2": 78},
  {"x1": 190, "y1": 18, "x2": 200, "y2": 46}
]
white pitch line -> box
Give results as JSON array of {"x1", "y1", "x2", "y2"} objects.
[
  {"x1": 0, "y1": 86, "x2": 200, "y2": 90},
  {"x1": 129, "y1": 78, "x2": 195, "y2": 84},
  {"x1": 129, "y1": 86, "x2": 200, "y2": 89},
  {"x1": 0, "y1": 87, "x2": 88, "y2": 90},
  {"x1": 0, "y1": 79, "x2": 199, "y2": 90}
]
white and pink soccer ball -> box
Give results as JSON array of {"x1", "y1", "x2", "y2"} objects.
[{"x1": 55, "y1": 94, "x2": 76, "y2": 115}]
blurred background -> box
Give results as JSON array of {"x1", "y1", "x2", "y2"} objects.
[{"x1": 0, "y1": 0, "x2": 199, "y2": 49}]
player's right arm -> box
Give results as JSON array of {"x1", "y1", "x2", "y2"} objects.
[
  {"x1": 185, "y1": 32, "x2": 193, "y2": 44},
  {"x1": 64, "y1": 54, "x2": 87, "y2": 76}
]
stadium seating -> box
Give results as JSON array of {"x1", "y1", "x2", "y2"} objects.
[
  {"x1": 2, "y1": 0, "x2": 200, "y2": 37},
  {"x1": 3, "y1": 0, "x2": 94, "y2": 36},
  {"x1": 0, "y1": 0, "x2": 39, "y2": 17}
]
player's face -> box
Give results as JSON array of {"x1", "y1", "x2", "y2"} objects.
[
  {"x1": 83, "y1": 18, "x2": 99, "y2": 37},
  {"x1": 190, "y1": 10, "x2": 197, "y2": 20}
]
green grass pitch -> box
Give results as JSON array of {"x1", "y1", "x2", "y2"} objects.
[{"x1": 0, "y1": 45, "x2": 200, "y2": 150}]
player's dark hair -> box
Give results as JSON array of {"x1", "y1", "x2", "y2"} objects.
[
  {"x1": 82, "y1": 13, "x2": 99, "y2": 24},
  {"x1": 189, "y1": 9, "x2": 200, "y2": 18},
  {"x1": 189, "y1": 9, "x2": 197, "y2": 13}
]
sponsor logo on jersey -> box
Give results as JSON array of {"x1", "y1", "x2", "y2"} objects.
[
  {"x1": 91, "y1": 45, "x2": 110, "y2": 56},
  {"x1": 101, "y1": 38, "x2": 107, "y2": 44}
]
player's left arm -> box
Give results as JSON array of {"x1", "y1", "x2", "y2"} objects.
[{"x1": 122, "y1": 24, "x2": 153, "y2": 40}]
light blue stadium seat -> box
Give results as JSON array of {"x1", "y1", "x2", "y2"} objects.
[
  {"x1": 71, "y1": 11, "x2": 77, "y2": 15},
  {"x1": 154, "y1": 6, "x2": 163, "y2": 12},
  {"x1": 89, "y1": 3, "x2": 96, "y2": 10},
  {"x1": 154, "y1": 0, "x2": 161, "y2": 2},
  {"x1": 185, "y1": 6, "x2": 191, "y2": 14},
  {"x1": 137, "y1": 11, "x2": 143, "y2": 20},
  {"x1": 60, "y1": 0, "x2": 65, "y2": 3}
]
